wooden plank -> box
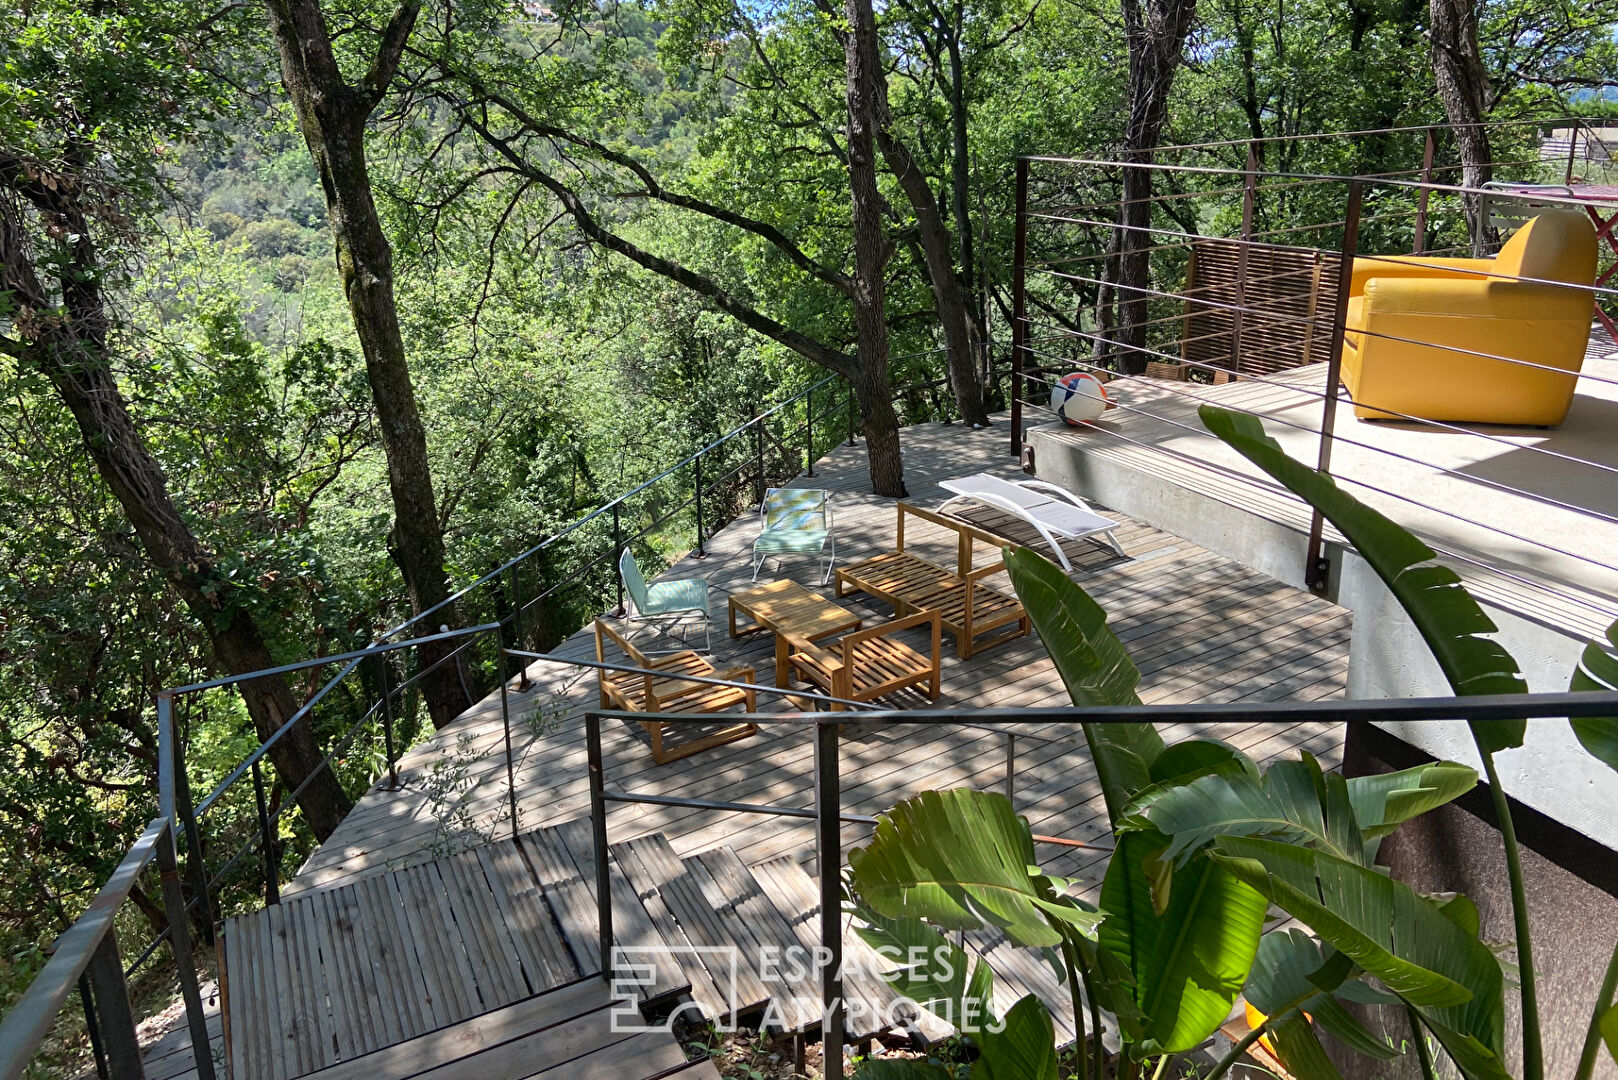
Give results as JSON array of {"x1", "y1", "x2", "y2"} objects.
[
  {"x1": 519, "y1": 1029, "x2": 686, "y2": 1079},
  {"x1": 322, "y1": 883, "x2": 381, "y2": 1054},
  {"x1": 611, "y1": 835, "x2": 771, "y2": 1018},
  {"x1": 394, "y1": 863, "x2": 478, "y2": 1023},
  {"x1": 287, "y1": 892, "x2": 337, "y2": 1071},
  {"x1": 439, "y1": 853, "x2": 524, "y2": 1008},
  {"x1": 606, "y1": 841, "x2": 730, "y2": 1021},
  {"x1": 553, "y1": 818, "x2": 688, "y2": 1003},
  {"x1": 371, "y1": 869, "x2": 437, "y2": 1041},
  {"x1": 690, "y1": 848, "x2": 820, "y2": 1032},
  {"x1": 220, "y1": 917, "x2": 250, "y2": 1080},
  {"x1": 345, "y1": 875, "x2": 405, "y2": 1051},
  {"x1": 474, "y1": 842, "x2": 567, "y2": 995},
  {"x1": 522, "y1": 827, "x2": 603, "y2": 977},
  {"x1": 408, "y1": 999, "x2": 630, "y2": 1080},
  {"x1": 301, "y1": 977, "x2": 612, "y2": 1080}
]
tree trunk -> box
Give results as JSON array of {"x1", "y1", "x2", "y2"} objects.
[
  {"x1": 0, "y1": 175, "x2": 352, "y2": 840},
  {"x1": 1429, "y1": 0, "x2": 1494, "y2": 255},
  {"x1": 844, "y1": 0, "x2": 907, "y2": 497},
  {"x1": 875, "y1": 133, "x2": 992, "y2": 427},
  {"x1": 1114, "y1": 0, "x2": 1198, "y2": 374},
  {"x1": 263, "y1": 0, "x2": 474, "y2": 728}
]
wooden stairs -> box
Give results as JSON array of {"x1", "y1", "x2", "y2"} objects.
[{"x1": 219, "y1": 818, "x2": 1089, "y2": 1080}]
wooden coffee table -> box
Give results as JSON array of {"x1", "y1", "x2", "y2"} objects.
[{"x1": 728, "y1": 579, "x2": 862, "y2": 686}]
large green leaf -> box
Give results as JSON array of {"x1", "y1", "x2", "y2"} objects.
[
  {"x1": 970, "y1": 994, "x2": 1060, "y2": 1080},
  {"x1": 1199, "y1": 406, "x2": 1527, "y2": 752},
  {"x1": 1569, "y1": 618, "x2": 1618, "y2": 774},
  {"x1": 1099, "y1": 832, "x2": 1268, "y2": 1054},
  {"x1": 853, "y1": 906, "x2": 997, "y2": 1032},
  {"x1": 1211, "y1": 837, "x2": 1509, "y2": 1080},
  {"x1": 850, "y1": 789, "x2": 1062, "y2": 948},
  {"x1": 1141, "y1": 753, "x2": 1419, "y2": 868},
  {"x1": 1004, "y1": 547, "x2": 1164, "y2": 822},
  {"x1": 1600, "y1": 1001, "x2": 1618, "y2": 1063},
  {"x1": 1346, "y1": 762, "x2": 1479, "y2": 840},
  {"x1": 1246, "y1": 929, "x2": 1398, "y2": 1070}
]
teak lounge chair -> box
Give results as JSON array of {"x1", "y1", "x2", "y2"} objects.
[
  {"x1": 753, "y1": 488, "x2": 835, "y2": 584},
  {"x1": 593, "y1": 619, "x2": 758, "y2": 764},
  {"x1": 619, "y1": 548, "x2": 712, "y2": 652}
]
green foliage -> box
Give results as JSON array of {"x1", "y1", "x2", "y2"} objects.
[
  {"x1": 1199, "y1": 405, "x2": 1528, "y2": 752},
  {"x1": 1569, "y1": 619, "x2": 1618, "y2": 774}
]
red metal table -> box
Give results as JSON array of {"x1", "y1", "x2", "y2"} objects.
[{"x1": 1492, "y1": 182, "x2": 1618, "y2": 340}]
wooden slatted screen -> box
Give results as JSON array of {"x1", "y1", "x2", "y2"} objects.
[{"x1": 1180, "y1": 239, "x2": 1342, "y2": 377}]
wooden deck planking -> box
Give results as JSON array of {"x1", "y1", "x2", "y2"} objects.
[{"x1": 151, "y1": 418, "x2": 1353, "y2": 1080}]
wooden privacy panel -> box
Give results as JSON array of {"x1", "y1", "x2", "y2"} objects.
[{"x1": 1180, "y1": 239, "x2": 1342, "y2": 377}]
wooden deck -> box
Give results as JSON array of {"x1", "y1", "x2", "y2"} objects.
[{"x1": 144, "y1": 416, "x2": 1352, "y2": 1079}]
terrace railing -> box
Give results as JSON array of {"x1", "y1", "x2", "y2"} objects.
[
  {"x1": 569, "y1": 682, "x2": 1618, "y2": 1080},
  {"x1": 0, "y1": 345, "x2": 1008, "y2": 1080},
  {"x1": 1007, "y1": 122, "x2": 1618, "y2": 623}
]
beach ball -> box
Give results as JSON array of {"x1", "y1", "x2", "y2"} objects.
[{"x1": 1051, "y1": 371, "x2": 1109, "y2": 426}]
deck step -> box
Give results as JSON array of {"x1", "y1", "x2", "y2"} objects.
[
  {"x1": 300, "y1": 974, "x2": 707, "y2": 1080},
  {"x1": 522, "y1": 822, "x2": 689, "y2": 1002},
  {"x1": 220, "y1": 837, "x2": 584, "y2": 1080}
]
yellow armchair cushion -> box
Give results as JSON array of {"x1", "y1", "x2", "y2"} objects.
[{"x1": 1341, "y1": 210, "x2": 1597, "y2": 427}]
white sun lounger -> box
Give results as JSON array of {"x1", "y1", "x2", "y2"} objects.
[{"x1": 937, "y1": 473, "x2": 1124, "y2": 571}]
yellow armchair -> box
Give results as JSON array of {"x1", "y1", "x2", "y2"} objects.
[{"x1": 1341, "y1": 209, "x2": 1597, "y2": 426}]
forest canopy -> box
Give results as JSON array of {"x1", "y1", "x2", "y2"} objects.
[{"x1": 1, "y1": 0, "x2": 1614, "y2": 1049}]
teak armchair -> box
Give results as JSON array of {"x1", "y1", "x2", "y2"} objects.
[
  {"x1": 593, "y1": 619, "x2": 758, "y2": 764},
  {"x1": 787, "y1": 609, "x2": 942, "y2": 711}
]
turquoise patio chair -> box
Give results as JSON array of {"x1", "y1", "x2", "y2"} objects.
[
  {"x1": 752, "y1": 488, "x2": 835, "y2": 584},
  {"x1": 619, "y1": 548, "x2": 712, "y2": 652}
]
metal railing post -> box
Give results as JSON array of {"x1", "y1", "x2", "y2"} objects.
[
  {"x1": 611, "y1": 505, "x2": 625, "y2": 617},
  {"x1": 83, "y1": 929, "x2": 141, "y2": 1080},
  {"x1": 1414, "y1": 127, "x2": 1436, "y2": 254},
  {"x1": 499, "y1": 632, "x2": 521, "y2": 842},
  {"x1": 805, "y1": 385, "x2": 816, "y2": 478},
  {"x1": 815, "y1": 720, "x2": 845, "y2": 1079},
  {"x1": 251, "y1": 760, "x2": 279, "y2": 906},
  {"x1": 1230, "y1": 143, "x2": 1257, "y2": 376},
  {"x1": 158, "y1": 826, "x2": 217, "y2": 1080},
  {"x1": 1005, "y1": 733, "x2": 1016, "y2": 804},
  {"x1": 375, "y1": 653, "x2": 400, "y2": 791},
  {"x1": 1306, "y1": 179, "x2": 1363, "y2": 593},
  {"x1": 587, "y1": 713, "x2": 613, "y2": 983},
  {"x1": 753, "y1": 422, "x2": 765, "y2": 506},
  {"x1": 846, "y1": 378, "x2": 857, "y2": 446},
  {"x1": 693, "y1": 453, "x2": 707, "y2": 558},
  {"x1": 77, "y1": 973, "x2": 108, "y2": 1080},
  {"x1": 171, "y1": 729, "x2": 214, "y2": 944},
  {"x1": 1010, "y1": 156, "x2": 1029, "y2": 456},
  {"x1": 508, "y1": 565, "x2": 532, "y2": 691}
]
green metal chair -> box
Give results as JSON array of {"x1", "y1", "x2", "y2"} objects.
[
  {"x1": 619, "y1": 548, "x2": 712, "y2": 652},
  {"x1": 752, "y1": 488, "x2": 835, "y2": 584}
]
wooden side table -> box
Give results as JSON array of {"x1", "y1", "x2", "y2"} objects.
[{"x1": 728, "y1": 579, "x2": 862, "y2": 686}]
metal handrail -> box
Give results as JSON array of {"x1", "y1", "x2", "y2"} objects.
[{"x1": 581, "y1": 688, "x2": 1618, "y2": 1080}]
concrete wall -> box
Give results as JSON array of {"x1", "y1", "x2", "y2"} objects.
[
  {"x1": 1028, "y1": 422, "x2": 1618, "y2": 850},
  {"x1": 1030, "y1": 422, "x2": 1618, "y2": 1077}
]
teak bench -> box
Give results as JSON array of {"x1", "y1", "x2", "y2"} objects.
[
  {"x1": 593, "y1": 619, "x2": 758, "y2": 764},
  {"x1": 833, "y1": 502, "x2": 1030, "y2": 659}
]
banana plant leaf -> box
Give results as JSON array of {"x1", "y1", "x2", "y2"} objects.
[
  {"x1": 1210, "y1": 836, "x2": 1509, "y2": 1080},
  {"x1": 1245, "y1": 928, "x2": 1399, "y2": 1080},
  {"x1": 1004, "y1": 546, "x2": 1164, "y2": 822},
  {"x1": 1199, "y1": 406, "x2": 1527, "y2": 753},
  {"x1": 1346, "y1": 762, "x2": 1479, "y2": 839},
  {"x1": 849, "y1": 788, "x2": 1063, "y2": 948},
  {"x1": 1138, "y1": 752, "x2": 1466, "y2": 869},
  {"x1": 1099, "y1": 831, "x2": 1268, "y2": 1054},
  {"x1": 1569, "y1": 618, "x2": 1618, "y2": 774},
  {"x1": 970, "y1": 994, "x2": 1061, "y2": 1079},
  {"x1": 852, "y1": 904, "x2": 997, "y2": 1032}
]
